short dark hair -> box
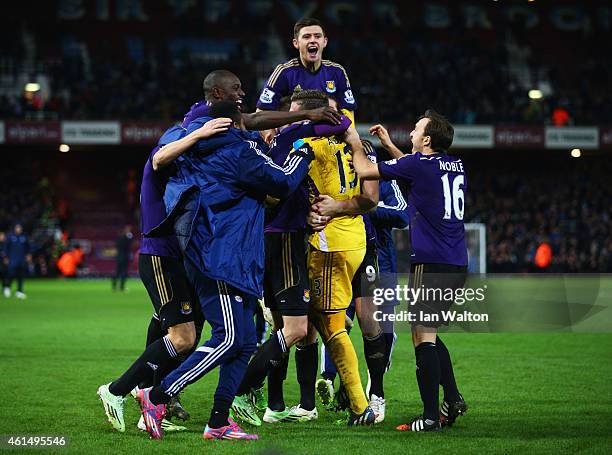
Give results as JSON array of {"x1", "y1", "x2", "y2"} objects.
[
  {"x1": 294, "y1": 18, "x2": 325, "y2": 38},
  {"x1": 209, "y1": 101, "x2": 241, "y2": 125},
  {"x1": 290, "y1": 89, "x2": 328, "y2": 110},
  {"x1": 418, "y1": 109, "x2": 454, "y2": 151}
]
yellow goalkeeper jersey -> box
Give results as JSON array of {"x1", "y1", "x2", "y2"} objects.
[{"x1": 296, "y1": 136, "x2": 365, "y2": 252}]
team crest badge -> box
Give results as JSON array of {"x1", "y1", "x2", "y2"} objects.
[
  {"x1": 303, "y1": 289, "x2": 311, "y2": 303},
  {"x1": 235, "y1": 295, "x2": 243, "y2": 303},
  {"x1": 180, "y1": 301, "x2": 192, "y2": 315},
  {"x1": 325, "y1": 80, "x2": 336, "y2": 93}
]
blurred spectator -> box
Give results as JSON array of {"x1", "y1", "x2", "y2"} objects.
[
  {"x1": 57, "y1": 244, "x2": 84, "y2": 277},
  {"x1": 552, "y1": 107, "x2": 570, "y2": 127},
  {"x1": 112, "y1": 225, "x2": 133, "y2": 291},
  {"x1": 3, "y1": 223, "x2": 32, "y2": 299},
  {"x1": 126, "y1": 169, "x2": 138, "y2": 213},
  {"x1": 535, "y1": 242, "x2": 552, "y2": 270}
]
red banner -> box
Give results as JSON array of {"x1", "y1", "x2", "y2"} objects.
[
  {"x1": 6, "y1": 121, "x2": 61, "y2": 143},
  {"x1": 0, "y1": 121, "x2": 608, "y2": 150},
  {"x1": 386, "y1": 124, "x2": 414, "y2": 146},
  {"x1": 495, "y1": 126, "x2": 544, "y2": 149},
  {"x1": 122, "y1": 122, "x2": 170, "y2": 145}
]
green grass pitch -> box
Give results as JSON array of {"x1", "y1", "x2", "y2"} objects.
[{"x1": 1, "y1": 278, "x2": 611, "y2": 454}]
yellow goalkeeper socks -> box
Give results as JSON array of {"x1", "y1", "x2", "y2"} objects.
[{"x1": 327, "y1": 330, "x2": 369, "y2": 415}]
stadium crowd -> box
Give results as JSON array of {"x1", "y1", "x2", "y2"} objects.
[
  {"x1": 466, "y1": 158, "x2": 612, "y2": 273},
  {"x1": 1, "y1": 29, "x2": 611, "y2": 125}
]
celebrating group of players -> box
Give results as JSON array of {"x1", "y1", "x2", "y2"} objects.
[{"x1": 97, "y1": 17, "x2": 469, "y2": 441}]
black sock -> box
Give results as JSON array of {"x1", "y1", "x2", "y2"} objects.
[
  {"x1": 436, "y1": 336, "x2": 461, "y2": 402},
  {"x1": 152, "y1": 341, "x2": 197, "y2": 387},
  {"x1": 383, "y1": 332, "x2": 395, "y2": 371},
  {"x1": 149, "y1": 385, "x2": 172, "y2": 405},
  {"x1": 236, "y1": 331, "x2": 287, "y2": 396},
  {"x1": 296, "y1": 342, "x2": 318, "y2": 411},
  {"x1": 153, "y1": 357, "x2": 182, "y2": 387},
  {"x1": 267, "y1": 354, "x2": 289, "y2": 411},
  {"x1": 414, "y1": 342, "x2": 440, "y2": 421},
  {"x1": 363, "y1": 332, "x2": 387, "y2": 398},
  {"x1": 109, "y1": 335, "x2": 178, "y2": 397},
  {"x1": 138, "y1": 316, "x2": 164, "y2": 388},
  {"x1": 145, "y1": 316, "x2": 163, "y2": 347},
  {"x1": 208, "y1": 396, "x2": 232, "y2": 429}
]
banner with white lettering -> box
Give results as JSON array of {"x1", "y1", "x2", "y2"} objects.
[
  {"x1": 62, "y1": 121, "x2": 121, "y2": 144},
  {"x1": 452, "y1": 126, "x2": 494, "y2": 148},
  {"x1": 545, "y1": 127, "x2": 599, "y2": 149}
]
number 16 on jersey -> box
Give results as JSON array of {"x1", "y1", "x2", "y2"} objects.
[{"x1": 441, "y1": 173, "x2": 465, "y2": 220}]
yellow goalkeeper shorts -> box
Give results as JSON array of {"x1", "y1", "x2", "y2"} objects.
[{"x1": 307, "y1": 246, "x2": 365, "y2": 312}]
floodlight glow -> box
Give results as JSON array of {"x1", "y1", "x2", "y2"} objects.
[
  {"x1": 59, "y1": 144, "x2": 70, "y2": 153},
  {"x1": 25, "y1": 82, "x2": 40, "y2": 92},
  {"x1": 570, "y1": 148, "x2": 581, "y2": 158},
  {"x1": 528, "y1": 89, "x2": 543, "y2": 100}
]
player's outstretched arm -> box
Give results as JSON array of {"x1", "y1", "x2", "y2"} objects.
[
  {"x1": 237, "y1": 141, "x2": 314, "y2": 198},
  {"x1": 242, "y1": 107, "x2": 342, "y2": 131},
  {"x1": 346, "y1": 127, "x2": 380, "y2": 180},
  {"x1": 152, "y1": 118, "x2": 232, "y2": 171},
  {"x1": 369, "y1": 124, "x2": 404, "y2": 159}
]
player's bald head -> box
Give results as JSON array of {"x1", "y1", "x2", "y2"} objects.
[{"x1": 203, "y1": 70, "x2": 241, "y2": 100}]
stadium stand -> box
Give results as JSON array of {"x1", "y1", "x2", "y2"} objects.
[
  {"x1": 1, "y1": 2, "x2": 611, "y2": 124},
  {"x1": 465, "y1": 154, "x2": 612, "y2": 273},
  {"x1": 0, "y1": 159, "x2": 62, "y2": 276},
  {"x1": 48, "y1": 154, "x2": 140, "y2": 276},
  {"x1": 1, "y1": 1, "x2": 610, "y2": 275},
  {"x1": 389, "y1": 153, "x2": 612, "y2": 274}
]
